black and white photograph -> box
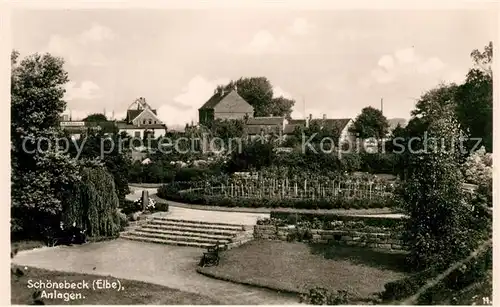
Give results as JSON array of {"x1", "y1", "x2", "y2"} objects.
[{"x1": 8, "y1": 1, "x2": 495, "y2": 305}]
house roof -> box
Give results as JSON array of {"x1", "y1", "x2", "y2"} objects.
[
  {"x1": 288, "y1": 119, "x2": 306, "y2": 125},
  {"x1": 310, "y1": 118, "x2": 351, "y2": 132},
  {"x1": 387, "y1": 118, "x2": 408, "y2": 131},
  {"x1": 126, "y1": 109, "x2": 158, "y2": 122},
  {"x1": 246, "y1": 116, "x2": 285, "y2": 126},
  {"x1": 246, "y1": 125, "x2": 282, "y2": 135},
  {"x1": 283, "y1": 124, "x2": 302, "y2": 134},
  {"x1": 199, "y1": 89, "x2": 250, "y2": 110}
]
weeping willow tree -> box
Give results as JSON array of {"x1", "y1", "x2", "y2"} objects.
[{"x1": 62, "y1": 166, "x2": 121, "y2": 237}]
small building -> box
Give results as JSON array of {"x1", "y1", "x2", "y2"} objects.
[
  {"x1": 245, "y1": 116, "x2": 288, "y2": 141},
  {"x1": 116, "y1": 97, "x2": 167, "y2": 139},
  {"x1": 198, "y1": 88, "x2": 254, "y2": 125},
  {"x1": 283, "y1": 114, "x2": 355, "y2": 144},
  {"x1": 59, "y1": 119, "x2": 103, "y2": 140}
]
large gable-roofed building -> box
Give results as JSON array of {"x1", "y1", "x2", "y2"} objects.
[{"x1": 198, "y1": 88, "x2": 254, "y2": 125}]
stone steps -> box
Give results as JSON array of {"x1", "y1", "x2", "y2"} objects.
[
  {"x1": 154, "y1": 217, "x2": 245, "y2": 228},
  {"x1": 119, "y1": 234, "x2": 215, "y2": 248},
  {"x1": 120, "y1": 217, "x2": 248, "y2": 248},
  {"x1": 132, "y1": 230, "x2": 232, "y2": 244},
  {"x1": 144, "y1": 224, "x2": 240, "y2": 236},
  {"x1": 149, "y1": 219, "x2": 244, "y2": 232},
  {"x1": 138, "y1": 227, "x2": 237, "y2": 240}
]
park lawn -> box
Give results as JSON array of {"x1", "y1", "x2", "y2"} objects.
[
  {"x1": 198, "y1": 240, "x2": 408, "y2": 302},
  {"x1": 11, "y1": 266, "x2": 220, "y2": 305}
]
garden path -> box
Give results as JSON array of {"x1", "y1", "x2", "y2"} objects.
[{"x1": 12, "y1": 239, "x2": 299, "y2": 305}]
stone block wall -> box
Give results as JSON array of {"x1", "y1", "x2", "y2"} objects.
[{"x1": 254, "y1": 225, "x2": 406, "y2": 251}]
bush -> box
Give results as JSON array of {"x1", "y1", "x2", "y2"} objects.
[
  {"x1": 360, "y1": 153, "x2": 399, "y2": 174},
  {"x1": 153, "y1": 201, "x2": 169, "y2": 212},
  {"x1": 300, "y1": 287, "x2": 350, "y2": 305},
  {"x1": 120, "y1": 199, "x2": 142, "y2": 215},
  {"x1": 381, "y1": 269, "x2": 434, "y2": 302},
  {"x1": 117, "y1": 211, "x2": 128, "y2": 231}
]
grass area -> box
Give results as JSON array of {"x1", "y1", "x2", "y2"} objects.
[
  {"x1": 11, "y1": 240, "x2": 46, "y2": 253},
  {"x1": 197, "y1": 240, "x2": 408, "y2": 302},
  {"x1": 11, "y1": 266, "x2": 220, "y2": 305}
]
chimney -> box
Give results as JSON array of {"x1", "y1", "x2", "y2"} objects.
[
  {"x1": 221, "y1": 89, "x2": 225, "y2": 96},
  {"x1": 306, "y1": 113, "x2": 312, "y2": 128},
  {"x1": 323, "y1": 114, "x2": 327, "y2": 120}
]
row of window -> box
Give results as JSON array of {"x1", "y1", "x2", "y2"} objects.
[{"x1": 141, "y1": 119, "x2": 158, "y2": 125}]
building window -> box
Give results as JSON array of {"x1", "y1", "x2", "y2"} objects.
[
  {"x1": 143, "y1": 120, "x2": 146, "y2": 124},
  {"x1": 134, "y1": 131, "x2": 141, "y2": 138},
  {"x1": 149, "y1": 119, "x2": 152, "y2": 125}
]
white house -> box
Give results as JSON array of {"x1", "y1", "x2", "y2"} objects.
[{"x1": 116, "y1": 97, "x2": 167, "y2": 139}]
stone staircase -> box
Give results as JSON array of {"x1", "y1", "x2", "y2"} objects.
[{"x1": 120, "y1": 216, "x2": 253, "y2": 249}]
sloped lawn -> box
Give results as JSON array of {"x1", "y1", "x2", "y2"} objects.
[
  {"x1": 11, "y1": 266, "x2": 219, "y2": 305},
  {"x1": 197, "y1": 240, "x2": 408, "y2": 302}
]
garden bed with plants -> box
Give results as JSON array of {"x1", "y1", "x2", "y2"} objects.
[
  {"x1": 197, "y1": 240, "x2": 407, "y2": 304},
  {"x1": 158, "y1": 186, "x2": 396, "y2": 210}
]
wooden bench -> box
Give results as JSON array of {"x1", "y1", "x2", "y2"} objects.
[{"x1": 199, "y1": 242, "x2": 227, "y2": 267}]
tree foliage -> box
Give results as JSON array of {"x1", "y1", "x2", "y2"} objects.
[
  {"x1": 62, "y1": 166, "x2": 121, "y2": 237},
  {"x1": 454, "y1": 42, "x2": 493, "y2": 152},
  {"x1": 218, "y1": 77, "x2": 295, "y2": 118},
  {"x1": 83, "y1": 113, "x2": 107, "y2": 122},
  {"x1": 10, "y1": 51, "x2": 81, "y2": 238},
  {"x1": 398, "y1": 101, "x2": 487, "y2": 271},
  {"x1": 350, "y1": 106, "x2": 389, "y2": 140}
]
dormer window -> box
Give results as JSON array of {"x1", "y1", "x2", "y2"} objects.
[
  {"x1": 149, "y1": 119, "x2": 152, "y2": 125},
  {"x1": 143, "y1": 120, "x2": 146, "y2": 124}
]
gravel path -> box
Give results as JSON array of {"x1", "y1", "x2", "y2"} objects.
[{"x1": 12, "y1": 239, "x2": 299, "y2": 305}]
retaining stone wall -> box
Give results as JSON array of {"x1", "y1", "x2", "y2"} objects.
[{"x1": 254, "y1": 225, "x2": 406, "y2": 251}]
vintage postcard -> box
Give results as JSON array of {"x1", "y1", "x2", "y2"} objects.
[{"x1": 7, "y1": 1, "x2": 496, "y2": 305}]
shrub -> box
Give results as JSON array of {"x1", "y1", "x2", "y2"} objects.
[
  {"x1": 300, "y1": 287, "x2": 350, "y2": 305},
  {"x1": 117, "y1": 211, "x2": 128, "y2": 231},
  {"x1": 153, "y1": 201, "x2": 169, "y2": 212}
]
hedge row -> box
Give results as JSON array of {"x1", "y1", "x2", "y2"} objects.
[{"x1": 157, "y1": 185, "x2": 396, "y2": 210}]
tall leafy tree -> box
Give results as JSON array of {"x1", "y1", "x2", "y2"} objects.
[
  {"x1": 350, "y1": 106, "x2": 389, "y2": 140},
  {"x1": 398, "y1": 104, "x2": 472, "y2": 270},
  {"x1": 455, "y1": 42, "x2": 493, "y2": 152},
  {"x1": 11, "y1": 51, "x2": 80, "y2": 237}
]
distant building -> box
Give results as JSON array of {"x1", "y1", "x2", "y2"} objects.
[
  {"x1": 116, "y1": 97, "x2": 167, "y2": 139},
  {"x1": 283, "y1": 114, "x2": 355, "y2": 144},
  {"x1": 198, "y1": 88, "x2": 254, "y2": 125},
  {"x1": 245, "y1": 116, "x2": 288, "y2": 140},
  {"x1": 59, "y1": 119, "x2": 102, "y2": 140}
]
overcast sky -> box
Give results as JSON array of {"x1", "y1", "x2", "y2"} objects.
[{"x1": 12, "y1": 9, "x2": 496, "y2": 127}]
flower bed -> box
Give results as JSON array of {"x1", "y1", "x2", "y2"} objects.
[
  {"x1": 268, "y1": 211, "x2": 404, "y2": 229},
  {"x1": 158, "y1": 187, "x2": 396, "y2": 210}
]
